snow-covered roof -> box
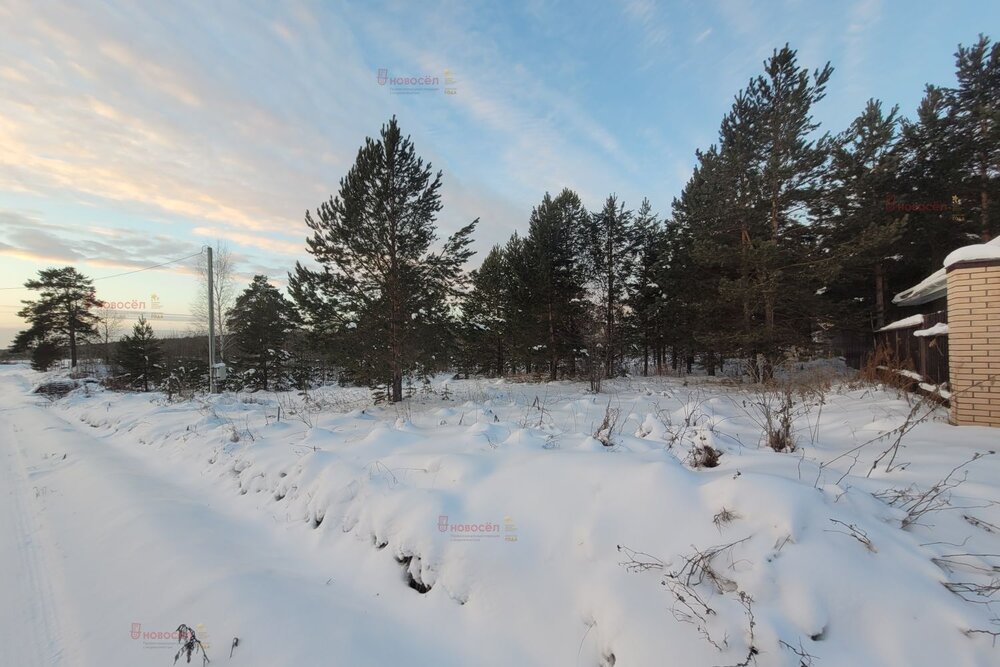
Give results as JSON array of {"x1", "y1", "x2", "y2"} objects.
[
  {"x1": 914, "y1": 322, "x2": 948, "y2": 337},
  {"x1": 893, "y1": 236, "x2": 1000, "y2": 307},
  {"x1": 892, "y1": 267, "x2": 946, "y2": 306},
  {"x1": 943, "y1": 236, "x2": 1000, "y2": 268},
  {"x1": 877, "y1": 314, "x2": 925, "y2": 332}
]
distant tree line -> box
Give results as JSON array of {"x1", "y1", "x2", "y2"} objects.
[
  {"x1": 462, "y1": 36, "x2": 999, "y2": 382},
  {"x1": 9, "y1": 36, "x2": 999, "y2": 395}
]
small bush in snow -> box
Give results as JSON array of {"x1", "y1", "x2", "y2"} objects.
[
  {"x1": 619, "y1": 537, "x2": 757, "y2": 660},
  {"x1": 874, "y1": 451, "x2": 992, "y2": 529},
  {"x1": 737, "y1": 382, "x2": 807, "y2": 452},
  {"x1": 172, "y1": 624, "x2": 209, "y2": 665},
  {"x1": 713, "y1": 507, "x2": 740, "y2": 530},
  {"x1": 593, "y1": 400, "x2": 621, "y2": 447},
  {"x1": 689, "y1": 441, "x2": 721, "y2": 468}
]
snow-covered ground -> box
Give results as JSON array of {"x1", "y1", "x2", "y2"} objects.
[{"x1": 2, "y1": 363, "x2": 998, "y2": 666}]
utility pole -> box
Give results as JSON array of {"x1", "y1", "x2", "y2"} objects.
[{"x1": 207, "y1": 245, "x2": 216, "y2": 393}]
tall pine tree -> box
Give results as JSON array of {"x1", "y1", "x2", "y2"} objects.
[
  {"x1": 12, "y1": 267, "x2": 102, "y2": 368},
  {"x1": 499, "y1": 232, "x2": 537, "y2": 374},
  {"x1": 289, "y1": 117, "x2": 476, "y2": 401},
  {"x1": 587, "y1": 195, "x2": 639, "y2": 378},
  {"x1": 896, "y1": 85, "x2": 970, "y2": 270},
  {"x1": 627, "y1": 198, "x2": 663, "y2": 376},
  {"x1": 525, "y1": 189, "x2": 589, "y2": 380},
  {"x1": 820, "y1": 99, "x2": 906, "y2": 330},
  {"x1": 673, "y1": 145, "x2": 743, "y2": 369},
  {"x1": 463, "y1": 246, "x2": 511, "y2": 376},
  {"x1": 748, "y1": 45, "x2": 833, "y2": 373},
  {"x1": 950, "y1": 34, "x2": 1000, "y2": 242}
]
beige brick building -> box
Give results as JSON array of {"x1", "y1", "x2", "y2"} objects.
[{"x1": 946, "y1": 258, "x2": 1000, "y2": 426}]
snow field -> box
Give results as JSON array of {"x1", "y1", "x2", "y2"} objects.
[{"x1": 13, "y1": 367, "x2": 1000, "y2": 665}]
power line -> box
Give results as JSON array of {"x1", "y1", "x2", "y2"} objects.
[
  {"x1": 0, "y1": 249, "x2": 205, "y2": 290},
  {"x1": 90, "y1": 249, "x2": 206, "y2": 282}
]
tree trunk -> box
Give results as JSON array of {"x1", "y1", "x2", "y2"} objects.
[
  {"x1": 981, "y1": 125, "x2": 992, "y2": 243},
  {"x1": 740, "y1": 224, "x2": 753, "y2": 352},
  {"x1": 874, "y1": 261, "x2": 886, "y2": 330},
  {"x1": 605, "y1": 244, "x2": 614, "y2": 378},
  {"x1": 764, "y1": 292, "x2": 775, "y2": 351},
  {"x1": 763, "y1": 356, "x2": 774, "y2": 383},
  {"x1": 547, "y1": 299, "x2": 557, "y2": 381},
  {"x1": 69, "y1": 326, "x2": 77, "y2": 368},
  {"x1": 496, "y1": 336, "x2": 504, "y2": 377},
  {"x1": 389, "y1": 307, "x2": 403, "y2": 402},
  {"x1": 981, "y1": 175, "x2": 991, "y2": 243}
]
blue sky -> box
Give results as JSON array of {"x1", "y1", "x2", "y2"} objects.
[{"x1": 1, "y1": 0, "x2": 997, "y2": 345}]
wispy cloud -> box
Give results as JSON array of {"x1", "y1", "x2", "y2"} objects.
[
  {"x1": 621, "y1": 0, "x2": 670, "y2": 53},
  {"x1": 0, "y1": 209, "x2": 199, "y2": 271},
  {"x1": 842, "y1": 0, "x2": 883, "y2": 97}
]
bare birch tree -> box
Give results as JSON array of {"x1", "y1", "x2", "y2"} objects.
[
  {"x1": 95, "y1": 306, "x2": 125, "y2": 370},
  {"x1": 190, "y1": 242, "x2": 237, "y2": 361}
]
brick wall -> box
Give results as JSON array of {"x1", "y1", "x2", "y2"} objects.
[{"x1": 946, "y1": 260, "x2": 1000, "y2": 426}]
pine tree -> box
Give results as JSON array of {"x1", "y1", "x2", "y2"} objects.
[
  {"x1": 464, "y1": 245, "x2": 510, "y2": 376},
  {"x1": 286, "y1": 331, "x2": 318, "y2": 391},
  {"x1": 500, "y1": 232, "x2": 537, "y2": 374},
  {"x1": 288, "y1": 117, "x2": 477, "y2": 402},
  {"x1": 820, "y1": 99, "x2": 907, "y2": 330},
  {"x1": 12, "y1": 267, "x2": 101, "y2": 368},
  {"x1": 671, "y1": 146, "x2": 741, "y2": 369},
  {"x1": 950, "y1": 34, "x2": 1000, "y2": 242},
  {"x1": 30, "y1": 341, "x2": 61, "y2": 372},
  {"x1": 587, "y1": 195, "x2": 639, "y2": 378},
  {"x1": 525, "y1": 189, "x2": 589, "y2": 380},
  {"x1": 227, "y1": 275, "x2": 298, "y2": 391},
  {"x1": 627, "y1": 198, "x2": 663, "y2": 376},
  {"x1": 118, "y1": 316, "x2": 163, "y2": 392},
  {"x1": 703, "y1": 95, "x2": 771, "y2": 367},
  {"x1": 896, "y1": 85, "x2": 971, "y2": 269},
  {"x1": 748, "y1": 45, "x2": 833, "y2": 373},
  {"x1": 669, "y1": 46, "x2": 833, "y2": 378}
]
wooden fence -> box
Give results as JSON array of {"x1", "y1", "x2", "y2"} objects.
[{"x1": 874, "y1": 310, "x2": 949, "y2": 386}]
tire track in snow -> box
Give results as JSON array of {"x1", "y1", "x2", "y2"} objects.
[
  {"x1": 0, "y1": 412, "x2": 67, "y2": 665},
  {"x1": 0, "y1": 369, "x2": 493, "y2": 666}
]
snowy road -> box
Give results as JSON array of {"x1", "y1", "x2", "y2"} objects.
[
  {"x1": 0, "y1": 369, "x2": 510, "y2": 666},
  {"x1": 0, "y1": 390, "x2": 67, "y2": 665}
]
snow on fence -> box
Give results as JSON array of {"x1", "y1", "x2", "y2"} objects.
[{"x1": 875, "y1": 309, "x2": 950, "y2": 388}]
